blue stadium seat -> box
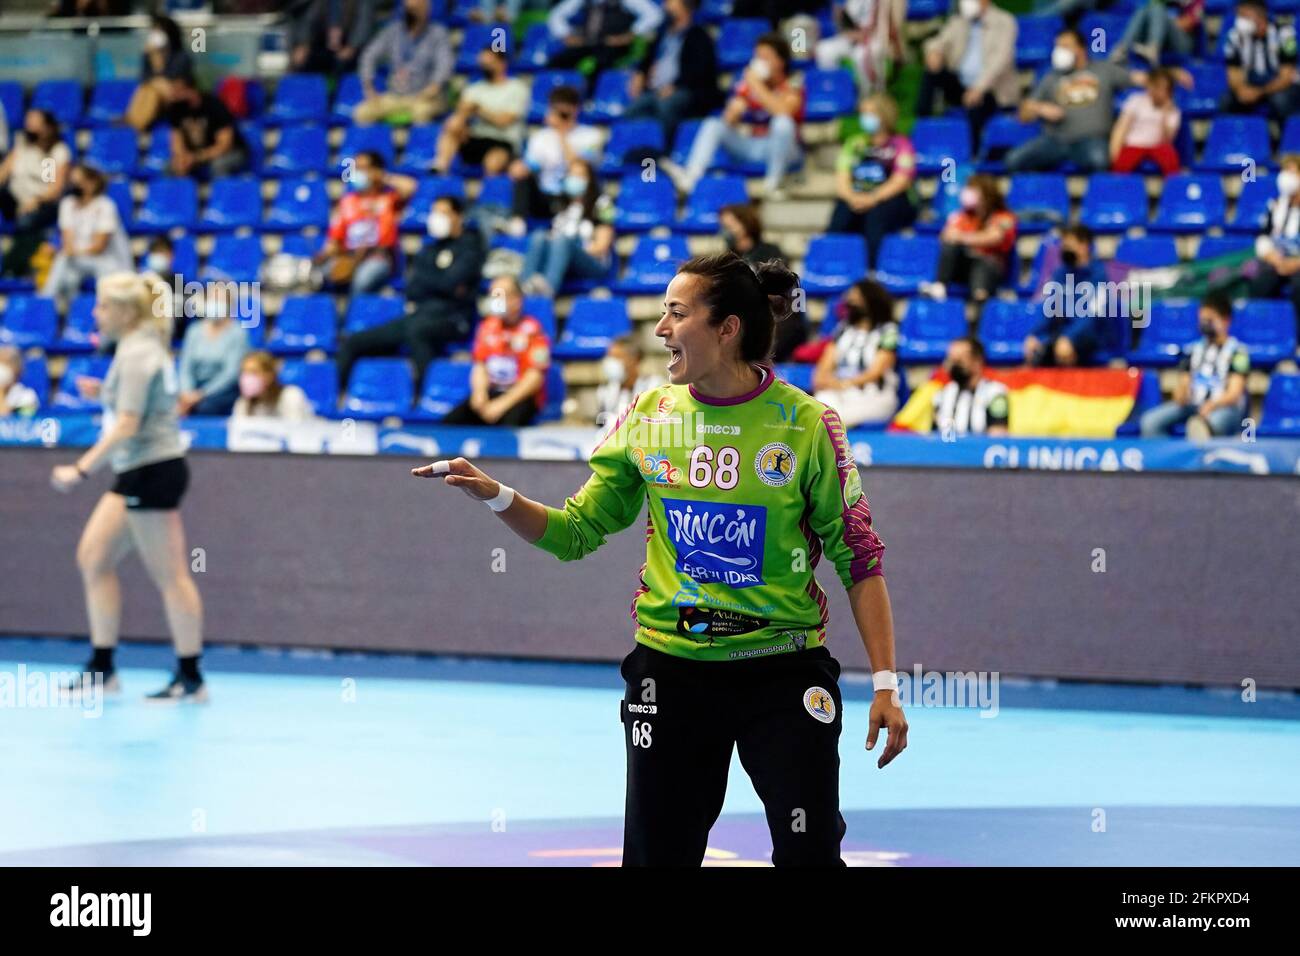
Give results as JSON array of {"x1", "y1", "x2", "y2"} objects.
[
  {"x1": 52, "y1": 356, "x2": 112, "y2": 411},
  {"x1": 32, "y1": 79, "x2": 82, "y2": 127},
  {"x1": 918, "y1": 171, "x2": 967, "y2": 232},
  {"x1": 414, "y1": 358, "x2": 471, "y2": 421},
  {"x1": 775, "y1": 362, "x2": 813, "y2": 393},
  {"x1": 517, "y1": 23, "x2": 562, "y2": 72},
  {"x1": 554, "y1": 297, "x2": 630, "y2": 360},
  {"x1": 456, "y1": 23, "x2": 513, "y2": 72},
  {"x1": 539, "y1": 362, "x2": 566, "y2": 423},
  {"x1": 1227, "y1": 177, "x2": 1276, "y2": 233},
  {"x1": 588, "y1": 69, "x2": 634, "y2": 123},
  {"x1": 342, "y1": 357, "x2": 414, "y2": 418},
  {"x1": 343, "y1": 294, "x2": 405, "y2": 334},
  {"x1": 86, "y1": 80, "x2": 135, "y2": 126},
  {"x1": 141, "y1": 126, "x2": 172, "y2": 177},
  {"x1": 1006, "y1": 173, "x2": 1069, "y2": 234},
  {"x1": 266, "y1": 74, "x2": 328, "y2": 125},
  {"x1": 103, "y1": 180, "x2": 133, "y2": 235},
  {"x1": 1079, "y1": 173, "x2": 1148, "y2": 232},
  {"x1": 978, "y1": 299, "x2": 1040, "y2": 364},
  {"x1": 203, "y1": 234, "x2": 264, "y2": 284},
  {"x1": 264, "y1": 178, "x2": 330, "y2": 230},
  {"x1": 1198, "y1": 116, "x2": 1271, "y2": 173},
  {"x1": 676, "y1": 174, "x2": 747, "y2": 233},
  {"x1": 86, "y1": 127, "x2": 138, "y2": 177},
  {"x1": 1115, "y1": 235, "x2": 1179, "y2": 268},
  {"x1": 265, "y1": 124, "x2": 329, "y2": 176},
  {"x1": 614, "y1": 176, "x2": 676, "y2": 232},
  {"x1": 1258, "y1": 374, "x2": 1300, "y2": 437},
  {"x1": 16, "y1": 355, "x2": 49, "y2": 408},
  {"x1": 330, "y1": 74, "x2": 367, "y2": 124},
  {"x1": 0, "y1": 81, "x2": 22, "y2": 130},
  {"x1": 160, "y1": 235, "x2": 200, "y2": 279},
  {"x1": 1149, "y1": 174, "x2": 1225, "y2": 232},
  {"x1": 802, "y1": 69, "x2": 857, "y2": 122},
  {"x1": 1015, "y1": 16, "x2": 1063, "y2": 68},
  {"x1": 278, "y1": 359, "x2": 337, "y2": 414},
  {"x1": 1282, "y1": 116, "x2": 1300, "y2": 154},
  {"x1": 803, "y1": 234, "x2": 866, "y2": 296},
  {"x1": 1114, "y1": 369, "x2": 1162, "y2": 436},
  {"x1": 401, "y1": 175, "x2": 468, "y2": 231},
  {"x1": 669, "y1": 119, "x2": 702, "y2": 167},
  {"x1": 1233, "y1": 300, "x2": 1296, "y2": 368},
  {"x1": 53, "y1": 294, "x2": 98, "y2": 353},
  {"x1": 977, "y1": 116, "x2": 1040, "y2": 170},
  {"x1": 560, "y1": 253, "x2": 620, "y2": 294},
  {"x1": 398, "y1": 123, "x2": 441, "y2": 174},
  {"x1": 268, "y1": 295, "x2": 337, "y2": 354},
  {"x1": 0, "y1": 296, "x2": 57, "y2": 348},
  {"x1": 873, "y1": 235, "x2": 940, "y2": 294},
  {"x1": 240, "y1": 121, "x2": 265, "y2": 174},
  {"x1": 1196, "y1": 235, "x2": 1253, "y2": 260},
  {"x1": 1127, "y1": 299, "x2": 1199, "y2": 366},
  {"x1": 1177, "y1": 63, "x2": 1227, "y2": 118},
  {"x1": 911, "y1": 117, "x2": 971, "y2": 174},
  {"x1": 600, "y1": 119, "x2": 665, "y2": 174},
  {"x1": 615, "y1": 234, "x2": 691, "y2": 294},
  {"x1": 527, "y1": 70, "x2": 585, "y2": 123},
  {"x1": 907, "y1": 0, "x2": 948, "y2": 17},
  {"x1": 716, "y1": 19, "x2": 768, "y2": 70},
  {"x1": 136, "y1": 177, "x2": 198, "y2": 233},
  {"x1": 475, "y1": 174, "x2": 513, "y2": 209},
  {"x1": 898, "y1": 299, "x2": 965, "y2": 363},
  {"x1": 1079, "y1": 14, "x2": 1128, "y2": 54},
  {"x1": 200, "y1": 175, "x2": 263, "y2": 231},
  {"x1": 338, "y1": 124, "x2": 395, "y2": 170},
  {"x1": 522, "y1": 296, "x2": 557, "y2": 339}
]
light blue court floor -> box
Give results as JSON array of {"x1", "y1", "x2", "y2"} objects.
[{"x1": 2, "y1": 636, "x2": 1299, "y2": 866}]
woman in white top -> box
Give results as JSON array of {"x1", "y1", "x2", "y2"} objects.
[
  {"x1": 0, "y1": 109, "x2": 71, "y2": 278},
  {"x1": 231, "y1": 351, "x2": 316, "y2": 421},
  {"x1": 812, "y1": 277, "x2": 901, "y2": 427},
  {"x1": 42, "y1": 163, "x2": 134, "y2": 305},
  {"x1": 519, "y1": 158, "x2": 615, "y2": 298},
  {"x1": 0, "y1": 345, "x2": 39, "y2": 416}
]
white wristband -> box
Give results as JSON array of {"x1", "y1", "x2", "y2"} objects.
[
  {"x1": 872, "y1": 670, "x2": 899, "y2": 693},
  {"x1": 485, "y1": 483, "x2": 515, "y2": 512}
]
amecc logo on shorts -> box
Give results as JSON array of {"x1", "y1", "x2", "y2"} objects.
[{"x1": 754, "y1": 442, "x2": 796, "y2": 487}]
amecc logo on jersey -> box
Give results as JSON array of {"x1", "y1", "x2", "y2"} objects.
[
  {"x1": 662, "y1": 498, "x2": 767, "y2": 589},
  {"x1": 754, "y1": 442, "x2": 796, "y2": 487}
]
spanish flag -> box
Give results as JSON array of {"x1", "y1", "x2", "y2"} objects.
[{"x1": 891, "y1": 367, "x2": 1142, "y2": 438}]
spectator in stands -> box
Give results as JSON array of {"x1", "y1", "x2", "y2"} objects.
[
  {"x1": 314, "y1": 150, "x2": 416, "y2": 295},
  {"x1": 0, "y1": 346, "x2": 39, "y2": 417},
  {"x1": 827, "y1": 91, "x2": 916, "y2": 268},
  {"x1": 1110, "y1": 67, "x2": 1182, "y2": 175},
  {"x1": 336, "y1": 196, "x2": 485, "y2": 391},
  {"x1": 164, "y1": 73, "x2": 249, "y2": 180},
  {"x1": 508, "y1": 85, "x2": 603, "y2": 233},
  {"x1": 923, "y1": 173, "x2": 1017, "y2": 306},
  {"x1": 547, "y1": 0, "x2": 665, "y2": 81},
  {"x1": 0, "y1": 109, "x2": 70, "y2": 279},
  {"x1": 177, "y1": 286, "x2": 251, "y2": 417},
  {"x1": 1025, "y1": 224, "x2": 1114, "y2": 367},
  {"x1": 719, "y1": 202, "x2": 786, "y2": 267},
  {"x1": 355, "y1": 0, "x2": 452, "y2": 125},
  {"x1": 290, "y1": 0, "x2": 376, "y2": 76},
  {"x1": 812, "y1": 278, "x2": 900, "y2": 427},
  {"x1": 126, "y1": 14, "x2": 193, "y2": 132},
  {"x1": 471, "y1": 0, "x2": 525, "y2": 24},
  {"x1": 443, "y1": 275, "x2": 550, "y2": 427},
  {"x1": 1247, "y1": 155, "x2": 1300, "y2": 338},
  {"x1": 595, "y1": 334, "x2": 663, "y2": 425},
  {"x1": 41, "y1": 164, "x2": 133, "y2": 307},
  {"x1": 1140, "y1": 294, "x2": 1249, "y2": 440},
  {"x1": 520, "y1": 158, "x2": 615, "y2": 298},
  {"x1": 661, "y1": 33, "x2": 804, "y2": 201},
  {"x1": 144, "y1": 236, "x2": 191, "y2": 341},
  {"x1": 931, "y1": 337, "x2": 1009, "y2": 437},
  {"x1": 1222, "y1": 0, "x2": 1300, "y2": 119},
  {"x1": 1111, "y1": 0, "x2": 1203, "y2": 67},
  {"x1": 816, "y1": 0, "x2": 906, "y2": 94},
  {"x1": 625, "y1": 0, "x2": 722, "y2": 144},
  {"x1": 917, "y1": 0, "x2": 1019, "y2": 155},
  {"x1": 232, "y1": 351, "x2": 316, "y2": 422},
  {"x1": 432, "y1": 47, "x2": 528, "y2": 177}
]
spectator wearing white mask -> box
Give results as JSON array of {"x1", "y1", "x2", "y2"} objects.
[
  {"x1": 1247, "y1": 155, "x2": 1300, "y2": 340},
  {"x1": 519, "y1": 158, "x2": 615, "y2": 298},
  {"x1": 594, "y1": 335, "x2": 662, "y2": 426},
  {"x1": 1222, "y1": 0, "x2": 1299, "y2": 120},
  {"x1": 232, "y1": 351, "x2": 315, "y2": 421},
  {"x1": 924, "y1": 173, "x2": 1017, "y2": 305},
  {"x1": 0, "y1": 345, "x2": 39, "y2": 417}
]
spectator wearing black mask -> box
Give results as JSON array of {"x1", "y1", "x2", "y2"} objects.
[{"x1": 931, "y1": 337, "x2": 1009, "y2": 437}]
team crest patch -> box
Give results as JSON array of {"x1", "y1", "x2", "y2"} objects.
[
  {"x1": 754, "y1": 442, "x2": 796, "y2": 486},
  {"x1": 803, "y1": 686, "x2": 835, "y2": 724}
]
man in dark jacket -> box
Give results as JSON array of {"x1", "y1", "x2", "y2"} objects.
[
  {"x1": 336, "y1": 196, "x2": 486, "y2": 392},
  {"x1": 289, "y1": 0, "x2": 377, "y2": 76},
  {"x1": 624, "y1": 0, "x2": 722, "y2": 143}
]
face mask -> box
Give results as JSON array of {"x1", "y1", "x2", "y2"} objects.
[
  {"x1": 860, "y1": 112, "x2": 880, "y2": 134},
  {"x1": 959, "y1": 187, "x2": 980, "y2": 211},
  {"x1": 563, "y1": 175, "x2": 588, "y2": 198},
  {"x1": 239, "y1": 371, "x2": 266, "y2": 399},
  {"x1": 948, "y1": 363, "x2": 971, "y2": 389},
  {"x1": 601, "y1": 356, "x2": 626, "y2": 383},
  {"x1": 1278, "y1": 170, "x2": 1300, "y2": 196},
  {"x1": 487, "y1": 296, "x2": 508, "y2": 316},
  {"x1": 351, "y1": 170, "x2": 371, "y2": 191},
  {"x1": 1051, "y1": 46, "x2": 1076, "y2": 72},
  {"x1": 0, "y1": 365, "x2": 13, "y2": 389},
  {"x1": 959, "y1": 0, "x2": 981, "y2": 19},
  {"x1": 428, "y1": 211, "x2": 452, "y2": 239},
  {"x1": 748, "y1": 58, "x2": 771, "y2": 81},
  {"x1": 1061, "y1": 248, "x2": 1080, "y2": 268},
  {"x1": 146, "y1": 252, "x2": 171, "y2": 274},
  {"x1": 1199, "y1": 319, "x2": 1218, "y2": 338},
  {"x1": 146, "y1": 29, "x2": 168, "y2": 50},
  {"x1": 721, "y1": 229, "x2": 737, "y2": 249},
  {"x1": 403, "y1": 11, "x2": 419, "y2": 29},
  {"x1": 1234, "y1": 16, "x2": 1256, "y2": 37}
]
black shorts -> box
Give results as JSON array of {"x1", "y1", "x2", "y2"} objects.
[
  {"x1": 110, "y1": 457, "x2": 189, "y2": 510},
  {"x1": 459, "y1": 136, "x2": 513, "y2": 166},
  {"x1": 618, "y1": 642, "x2": 847, "y2": 867}
]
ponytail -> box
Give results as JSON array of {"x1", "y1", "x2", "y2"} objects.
[{"x1": 677, "y1": 252, "x2": 801, "y2": 364}]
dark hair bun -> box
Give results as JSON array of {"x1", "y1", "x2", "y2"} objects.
[{"x1": 754, "y1": 259, "x2": 800, "y2": 323}]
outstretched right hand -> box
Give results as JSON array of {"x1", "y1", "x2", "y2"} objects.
[{"x1": 410, "y1": 457, "x2": 499, "y2": 502}]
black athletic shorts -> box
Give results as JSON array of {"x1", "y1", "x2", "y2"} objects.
[
  {"x1": 111, "y1": 457, "x2": 189, "y2": 510},
  {"x1": 459, "y1": 136, "x2": 513, "y2": 166},
  {"x1": 618, "y1": 641, "x2": 847, "y2": 867}
]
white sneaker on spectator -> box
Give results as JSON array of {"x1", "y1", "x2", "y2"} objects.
[
  {"x1": 760, "y1": 183, "x2": 788, "y2": 202},
  {"x1": 522, "y1": 274, "x2": 552, "y2": 298},
  {"x1": 659, "y1": 160, "x2": 696, "y2": 195},
  {"x1": 919, "y1": 281, "x2": 948, "y2": 301},
  {"x1": 1185, "y1": 415, "x2": 1212, "y2": 442},
  {"x1": 505, "y1": 217, "x2": 528, "y2": 238}
]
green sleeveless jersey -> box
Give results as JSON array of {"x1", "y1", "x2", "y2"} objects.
[{"x1": 535, "y1": 368, "x2": 886, "y2": 661}]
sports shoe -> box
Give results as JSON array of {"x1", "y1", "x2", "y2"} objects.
[
  {"x1": 1184, "y1": 415, "x2": 1212, "y2": 442},
  {"x1": 919, "y1": 281, "x2": 948, "y2": 301},
  {"x1": 59, "y1": 667, "x2": 121, "y2": 700},
  {"x1": 144, "y1": 673, "x2": 210, "y2": 704},
  {"x1": 659, "y1": 159, "x2": 696, "y2": 195}
]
